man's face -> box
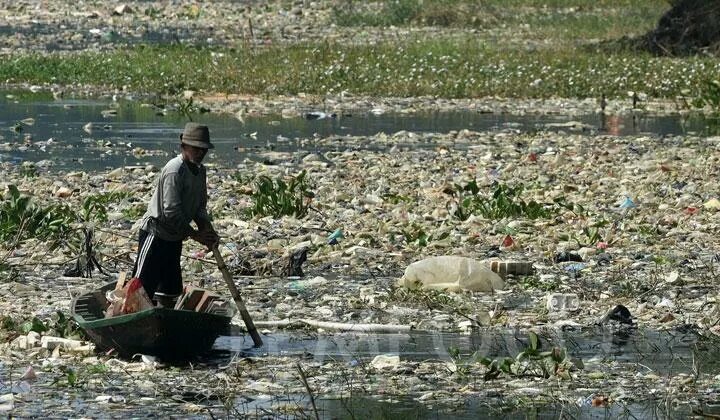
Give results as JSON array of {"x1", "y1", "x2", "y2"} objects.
[{"x1": 181, "y1": 144, "x2": 208, "y2": 164}]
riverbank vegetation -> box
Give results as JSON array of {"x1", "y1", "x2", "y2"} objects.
[
  {"x1": 2, "y1": 0, "x2": 718, "y2": 105},
  {"x1": 2, "y1": 40, "x2": 718, "y2": 102}
]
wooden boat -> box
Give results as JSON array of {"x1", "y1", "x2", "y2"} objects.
[{"x1": 72, "y1": 281, "x2": 233, "y2": 360}]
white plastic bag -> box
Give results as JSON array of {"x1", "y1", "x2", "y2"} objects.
[{"x1": 397, "y1": 256, "x2": 505, "y2": 292}]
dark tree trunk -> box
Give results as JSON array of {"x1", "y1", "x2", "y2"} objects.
[{"x1": 644, "y1": 0, "x2": 720, "y2": 56}]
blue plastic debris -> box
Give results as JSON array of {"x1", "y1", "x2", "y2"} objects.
[
  {"x1": 564, "y1": 263, "x2": 587, "y2": 272},
  {"x1": 619, "y1": 196, "x2": 636, "y2": 209},
  {"x1": 328, "y1": 228, "x2": 344, "y2": 245}
]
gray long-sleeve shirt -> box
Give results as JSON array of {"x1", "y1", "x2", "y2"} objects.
[{"x1": 140, "y1": 155, "x2": 211, "y2": 241}]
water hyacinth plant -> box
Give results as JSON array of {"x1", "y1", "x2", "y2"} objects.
[
  {"x1": 5, "y1": 0, "x2": 712, "y2": 103},
  {"x1": 81, "y1": 191, "x2": 133, "y2": 223},
  {"x1": 246, "y1": 171, "x2": 314, "y2": 218},
  {"x1": 478, "y1": 332, "x2": 577, "y2": 380},
  {"x1": 450, "y1": 181, "x2": 555, "y2": 220},
  {"x1": 0, "y1": 185, "x2": 75, "y2": 243},
  {"x1": 449, "y1": 332, "x2": 578, "y2": 381},
  {"x1": 1, "y1": 36, "x2": 719, "y2": 102},
  {"x1": 686, "y1": 79, "x2": 720, "y2": 113}
]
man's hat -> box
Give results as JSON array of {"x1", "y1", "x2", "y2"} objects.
[{"x1": 180, "y1": 122, "x2": 214, "y2": 149}]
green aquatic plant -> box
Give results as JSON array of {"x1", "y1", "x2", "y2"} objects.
[
  {"x1": 572, "y1": 219, "x2": 610, "y2": 247},
  {"x1": 177, "y1": 96, "x2": 198, "y2": 121},
  {"x1": 450, "y1": 182, "x2": 555, "y2": 220},
  {"x1": 3, "y1": 29, "x2": 719, "y2": 101},
  {"x1": 121, "y1": 204, "x2": 146, "y2": 221},
  {"x1": 55, "y1": 366, "x2": 80, "y2": 388},
  {"x1": 0, "y1": 315, "x2": 16, "y2": 332},
  {"x1": 0, "y1": 262, "x2": 18, "y2": 283},
  {"x1": 81, "y1": 191, "x2": 132, "y2": 223},
  {"x1": 1, "y1": 311, "x2": 86, "y2": 340},
  {"x1": 20, "y1": 316, "x2": 49, "y2": 334},
  {"x1": 519, "y1": 275, "x2": 560, "y2": 292},
  {"x1": 144, "y1": 6, "x2": 161, "y2": 19},
  {"x1": 453, "y1": 332, "x2": 579, "y2": 380},
  {"x1": 0, "y1": 185, "x2": 75, "y2": 243},
  {"x1": 400, "y1": 223, "x2": 450, "y2": 248},
  {"x1": 182, "y1": 3, "x2": 202, "y2": 20},
  {"x1": 690, "y1": 79, "x2": 720, "y2": 113},
  {"x1": 19, "y1": 164, "x2": 38, "y2": 178},
  {"x1": 246, "y1": 171, "x2": 313, "y2": 218},
  {"x1": 50, "y1": 310, "x2": 86, "y2": 339},
  {"x1": 381, "y1": 192, "x2": 414, "y2": 205}
]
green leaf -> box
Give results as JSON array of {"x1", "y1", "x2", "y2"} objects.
[
  {"x1": 499, "y1": 358, "x2": 514, "y2": 373},
  {"x1": 0, "y1": 316, "x2": 16, "y2": 331},
  {"x1": 21, "y1": 317, "x2": 49, "y2": 334},
  {"x1": 528, "y1": 331, "x2": 539, "y2": 351},
  {"x1": 66, "y1": 368, "x2": 77, "y2": 386}
]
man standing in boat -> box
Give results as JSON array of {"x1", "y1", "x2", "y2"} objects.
[{"x1": 132, "y1": 122, "x2": 220, "y2": 308}]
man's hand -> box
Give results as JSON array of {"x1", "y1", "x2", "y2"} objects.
[{"x1": 191, "y1": 229, "x2": 220, "y2": 249}]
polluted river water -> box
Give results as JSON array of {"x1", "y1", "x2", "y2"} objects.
[
  {"x1": 2, "y1": 90, "x2": 719, "y2": 171},
  {"x1": 213, "y1": 326, "x2": 720, "y2": 418},
  {"x1": 4, "y1": 90, "x2": 720, "y2": 418}
]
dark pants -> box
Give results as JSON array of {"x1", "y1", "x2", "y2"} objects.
[{"x1": 132, "y1": 230, "x2": 183, "y2": 300}]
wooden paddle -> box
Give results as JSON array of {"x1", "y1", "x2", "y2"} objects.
[{"x1": 212, "y1": 245, "x2": 263, "y2": 347}]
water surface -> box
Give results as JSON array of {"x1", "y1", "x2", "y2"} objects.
[
  {"x1": 1, "y1": 90, "x2": 718, "y2": 171},
  {"x1": 215, "y1": 326, "x2": 720, "y2": 376}
]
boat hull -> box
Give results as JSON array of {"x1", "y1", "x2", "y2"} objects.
[{"x1": 72, "y1": 282, "x2": 231, "y2": 360}]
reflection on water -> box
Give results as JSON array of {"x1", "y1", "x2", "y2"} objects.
[
  {"x1": 1, "y1": 90, "x2": 719, "y2": 171},
  {"x1": 318, "y1": 395, "x2": 720, "y2": 420},
  {"x1": 213, "y1": 326, "x2": 720, "y2": 376},
  {"x1": 212, "y1": 327, "x2": 720, "y2": 419}
]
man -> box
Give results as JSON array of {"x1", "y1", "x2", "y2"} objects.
[{"x1": 132, "y1": 122, "x2": 219, "y2": 308}]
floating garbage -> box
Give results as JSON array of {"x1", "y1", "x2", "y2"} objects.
[
  {"x1": 304, "y1": 111, "x2": 337, "y2": 120},
  {"x1": 19, "y1": 366, "x2": 36, "y2": 381},
  {"x1": 546, "y1": 293, "x2": 580, "y2": 312},
  {"x1": 596, "y1": 304, "x2": 633, "y2": 325},
  {"x1": 284, "y1": 247, "x2": 308, "y2": 277},
  {"x1": 5, "y1": 4, "x2": 720, "y2": 419},
  {"x1": 397, "y1": 256, "x2": 505, "y2": 292},
  {"x1": 40, "y1": 336, "x2": 86, "y2": 351},
  {"x1": 703, "y1": 198, "x2": 720, "y2": 210},
  {"x1": 485, "y1": 260, "x2": 534, "y2": 278},
  {"x1": 287, "y1": 276, "x2": 328, "y2": 293},
  {"x1": 113, "y1": 4, "x2": 133, "y2": 16},
  {"x1": 0, "y1": 394, "x2": 13, "y2": 412},
  {"x1": 501, "y1": 234, "x2": 515, "y2": 248},
  {"x1": 554, "y1": 252, "x2": 583, "y2": 263},
  {"x1": 95, "y1": 395, "x2": 126, "y2": 403},
  {"x1": 370, "y1": 354, "x2": 400, "y2": 370},
  {"x1": 327, "y1": 228, "x2": 344, "y2": 245},
  {"x1": 563, "y1": 263, "x2": 587, "y2": 272},
  {"x1": 619, "y1": 195, "x2": 636, "y2": 209}
]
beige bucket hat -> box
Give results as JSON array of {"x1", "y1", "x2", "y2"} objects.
[{"x1": 180, "y1": 122, "x2": 214, "y2": 149}]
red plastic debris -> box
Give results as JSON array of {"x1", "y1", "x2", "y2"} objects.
[
  {"x1": 591, "y1": 395, "x2": 610, "y2": 407},
  {"x1": 502, "y1": 235, "x2": 514, "y2": 247}
]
